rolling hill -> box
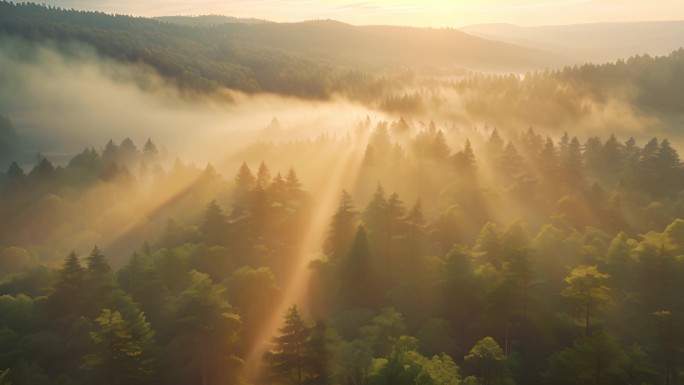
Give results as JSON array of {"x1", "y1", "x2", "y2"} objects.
[
  {"x1": 0, "y1": 2, "x2": 571, "y2": 99},
  {"x1": 461, "y1": 21, "x2": 684, "y2": 63}
]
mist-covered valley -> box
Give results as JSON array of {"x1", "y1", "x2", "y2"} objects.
[{"x1": 2, "y1": 2, "x2": 684, "y2": 385}]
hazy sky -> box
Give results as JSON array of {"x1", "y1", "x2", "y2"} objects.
[{"x1": 40, "y1": 0, "x2": 684, "y2": 27}]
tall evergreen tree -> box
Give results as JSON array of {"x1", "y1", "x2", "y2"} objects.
[
  {"x1": 49, "y1": 252, "x2": 85, "y2": 318},
  {"x1": 82, "y1": 246, "x2": 115, "y2": 317},
  {"x1": 168, "y1": 270, "x2": 241, "y2": 385},
  {"x1": 363, "y1": 184, "x2": 388, "y2": 238},
  {"x1": 454, "y1": 139, "x2": 476, "y2": 177},
  {"x1": 82, "y1": 308, "x2": 156, "y2": 385},
  {"x1": 324, "y1": 190, "x2": 358, "y2": 258},
  {"x1": 266, "y1": 305, "x2": 312, "y2": 385},
  {"x1": 305, "y1": 321, "x2": 331, "y2": 385},
  {"x1": 200, "y1": 201, "x2": 229, "y2": 246},
  {"x1": 561, "y1": 265, "x2": 612, "y2": 335},
  {"x1": 256, "y1": 162, "x2": 272, "y2": 189},
  {"x1": 234, "y1": 162, "x2": 256, "y2": 211}
]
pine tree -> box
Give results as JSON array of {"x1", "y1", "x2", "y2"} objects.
[
  {"x1": 266, "y1": 305, "x2": 312, "y2": 385},
  {"x1": 324, "y1": 190, "x2": 358, "y2": 258},
  {"x1": 454, "y1": 139, "x2": 476, "y2": 176},
  {"x1": 561, "y1": 265, "x2": 612, "y2": 335},
  {"x1": 429, "y1": 130, "x2": 451, "y2": 161},
  {"x1": 363, "y1": 184, "x2": 388, "y2": 237},
  {"x1": 200, "y1": 201, "x2": 229, "y2": 246},
  {"x1": 339, "y1": 226, "x2": 372, "y2": 310},
  {"x1": 7, "y1": 161, "x2": 25, "y2": 180},
  {"x1": 142, "y1": 138, "x2": 158, "y2": 162},
  {"x1": 602, "y1": 134, "x2": 624, "y2": 176},
  {"x1": 82, "y1": 308, "x2": 156, "y2": 385},
  {"x1": 538, "y1": 136, "x2": 559, "y2": 183},
  {"x1": 464, "y1": 337, "x2": 511, "y2": 385},
  {"x1": 305, "y1": 321, "x2": 331, "y2": 385},
  {"x1": 502, "y1": 221, "x2": 534, "y2": 319},
  {"x1": 101, "y1": 139, "x2": 119, "y2": 167},
  {"x1": 544, "y1": 331, "x2": 627, "y2": 385},
  {"x1": 235, "y1": 162, "x2": 256, "y2": 192},
  {"x1": 50, "y1": 252, "x2": 85, "y2": 317},
  {"x1": 169, "y1": 270, "x2": 241, "y2": 385},
  {"x1": 55, "y1": 252, "x2": 85, "y2": 296},
  {"x1": 386, "y1": 193, "x2": 406, "y2": 236},
  {"x1": 561, "y1": 136, "x2": 583, "y2": 188},
  {"x1": 83, "y1": 246, "x2": 115, "y2": 317},
  {"x1": 27, "y1": 158, "x2": 55, "y2": 182},
  {"x1": 474, "y1": 222, "x2": 503, "y2": 267},
  {"x1": 485, "y1": 129, "x2": 504, "y2": 158},
  {"x1": 256, "y1": 162, "x2": 272, "y2": 189},
  {"x1": 285, "y1": 167, "x2": 303, "y2": 193},
  {"x1": 496, "y1": 142, "x2": 525, "y2": 184}
]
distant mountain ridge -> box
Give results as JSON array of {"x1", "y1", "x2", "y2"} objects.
[
  {"x1": 461, "y1": 21, "x2": 684, "y2": 63},
  {"x1": 154, "y1": 15, "x2": 268, "y2": 27},
  {"x1": 0, "y1": 2, "x2": 572, "y2": 99}
]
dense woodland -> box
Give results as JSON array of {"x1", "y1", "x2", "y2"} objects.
[
  {"x1": 0, "y1": 1, "x2": 556, "y2": 99},
  {"x1": 3, "y1": 3, "x2": 684, "y2": 385},
  {"x1": 2, "y1": 2, "x2": 684, "y2": 128},
  {"x1": 2, "y1": 111, "x2": 684, "y2": 385}
]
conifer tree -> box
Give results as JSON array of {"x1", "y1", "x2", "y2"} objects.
[
  {"x1": 50, "y1": 252, "x2": 85, "y2": 317},
  {"x1": 266, "y1": 305, "x2": 311, "y2": 385},
  {"x1": 82, "y1": 308, "x2": 156, "y2": 385},
  {"x1": 200, "y1": 200, "x2": 229, "y2": 246},
  {"x1": 324, "y1": 190, "x2": 358, "y2": 258},
  {"x1": 561, "y1": 265, "x2": 612, "y2": 335},
  {"x1": 256, "y1": 162, "x2": 272, "y2": 189},
  {"x1": 83, "y1": 246, "x2": 115, "y2": 317}
]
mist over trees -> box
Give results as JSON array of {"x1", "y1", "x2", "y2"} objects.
[
  {"x1": 2, "y1": 2, "x2": 684, "y2": 385},
  {"x1": 2, "y1": 119, "x2": 684, "y2": 384}
]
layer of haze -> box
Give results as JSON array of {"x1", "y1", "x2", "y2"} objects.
[
  {"x1": 1, "y1": 35, "x2": 675, "y2": 171},
  {"x1": 39, "y1": 0, "x2": 684, "y2": 27},
  {"x1": 0, "y1": 38, "x2": 377, "y2": 167}
]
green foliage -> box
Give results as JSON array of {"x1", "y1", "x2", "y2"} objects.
[
  {"x1": 561, "y1": 265, "x2": 612, "y2": 334},
  {"x1": 166, "y1": 269, "x2": 241, "y2": 385},
  {"x1": 1, "y1": 127, "x2": 684, "y2": 385},
  {"x1": 266, "y1": 305, "x2": 312, "y2": 385},
  {"x1": 324, "y1": 190, "x2": 358, "y2": 258},
  {"x1": 464, "y1": 337, "x2": 513, "y2": 385},
  {"x1": 544, "y1": 331, "x2": 628, "y2": 385},
  {"x1": 0, "y1": 368, "x2": 11, "y2": 385},
  {"x1": 82, "y1": 308, "x2": 156, "y2": 385}
]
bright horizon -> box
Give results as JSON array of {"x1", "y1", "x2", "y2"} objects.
[{"x1": 37, "y1": 0, "x2": 684, "y2": 28}]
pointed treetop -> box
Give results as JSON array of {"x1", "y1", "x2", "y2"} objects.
[
  {"x1": 7, "y1": 161, "x2": 25, "y2": 179},
  {"x1": 405, "y1": 199, "x2": 425, "y2": 228},
  {"x1": 286, "y1": 167, "x2": 302, "y2": 190},
  {"x1": 387, "y1": 192, "x2": 406, "y2": 218},
  {"x1": 257, "y1": 161, "x2": 272, "y2": 188},
  {"x1": 55, "y1": 251, "x2": 85, "y2": 291},
  {"x1": 143, "y1": 138, "x2": 158, "y2": 156},
  {"x1": 235, "y1": 161, "x2": 256, "y2": 191},
  {"x1": 87, "y1": 245, "x2": 111, "y2": 275}
]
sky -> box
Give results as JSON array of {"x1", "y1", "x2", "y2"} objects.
[{"x1": 38, "y1": 0, "x2": 684, "y2": 27}]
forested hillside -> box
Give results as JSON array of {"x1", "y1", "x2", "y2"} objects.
[
  {"x1": 0, "y1": 2, "x2": 568, "y2": 99},
  {"x1": 2, "y1": 116, "x2": 684, "y2": 384},
  {"x1": 2, "y1": 2, "x2": 683, "y2": 131}
]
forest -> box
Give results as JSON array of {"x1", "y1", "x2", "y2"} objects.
[
  {"x1": 2, "y1": 114, "x2": 684, "y2": 384},
  {"x1": 3, "y1": 2, "x2": 684, "y2": 385}
]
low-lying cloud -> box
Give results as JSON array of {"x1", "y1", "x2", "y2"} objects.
[{"x1": 0, "y1": 37, "x2": 380, "y2": 168}]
